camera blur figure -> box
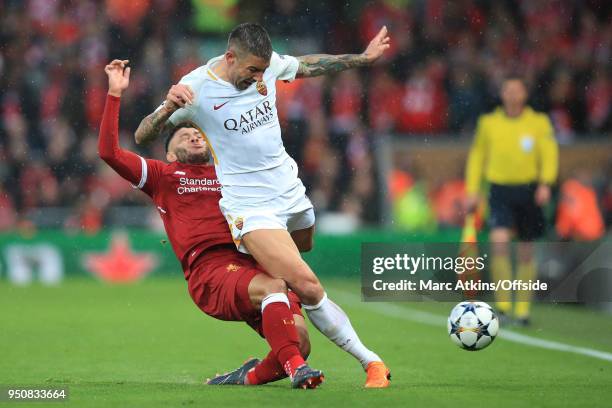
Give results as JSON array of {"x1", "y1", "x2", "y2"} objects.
[
  {"x1": 4, "y1": 242, "x2": 64, "y2": 285},
  {"x1": 465, "y1": 77, "x2": 559, "y2": 326}
]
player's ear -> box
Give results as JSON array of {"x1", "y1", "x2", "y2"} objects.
[
  {"x1": 226, "y1": 49, "x2": 239, "y2": 67},
  {"x1": 166, "y1": 151, "x2": 177, "y2": 162}
]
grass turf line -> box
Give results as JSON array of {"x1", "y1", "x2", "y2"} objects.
[{"x1": 1, "y1": 278, "x2": 611, "y2": 407}]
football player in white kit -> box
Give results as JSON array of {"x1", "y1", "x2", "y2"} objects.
[{"x1": 135, "y1": 23, "x2": 391, "y2": 388}]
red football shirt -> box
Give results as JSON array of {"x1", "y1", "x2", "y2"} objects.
[{"x1": 99, "y1": 95, "x2": 233, "y2": 278}]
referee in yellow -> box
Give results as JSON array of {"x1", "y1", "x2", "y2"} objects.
[{"x1": 465, "y1": 76, "x2": 558, "y2": 325}]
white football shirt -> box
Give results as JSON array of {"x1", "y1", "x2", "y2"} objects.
[{"x1": 166, "y1": 51, "x2": 301, "y2": 200}]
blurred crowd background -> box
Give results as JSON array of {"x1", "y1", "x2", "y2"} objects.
[{"x1": 0, "y1": 0, "x2": 610, "y2": 235}]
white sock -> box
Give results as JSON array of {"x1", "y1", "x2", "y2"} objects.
[
  {"x1": 304, "y1": 293, "x2": 381, "y2": 369},
  {"x1": 261, "y1": 292, "x2": 290, "y2": 311}
]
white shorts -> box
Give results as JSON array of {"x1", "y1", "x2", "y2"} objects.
[{"x1": 219, "y1": 192, "x2": 315, "y2": 254}]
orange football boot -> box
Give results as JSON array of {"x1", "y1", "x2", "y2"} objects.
[{"x1": 364, "y1": 361, "x2": 391, "y2": 388}]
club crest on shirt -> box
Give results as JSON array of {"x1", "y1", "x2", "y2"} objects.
[
  {"x1": 256, "y1": 80, "x2": 267, "y2": 96},
  {"x1": 226, "y1": 263, "x2": 241, "y2": 272}
]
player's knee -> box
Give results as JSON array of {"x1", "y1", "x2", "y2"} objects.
[
  {"x1": 262, "y1": 256, "x2": 323, "y2": 304},
  {"x1": 298, "y1": 278, "x2": 324, "y2": 305},
  {"x1": 490, "y1": 229, "x2": 511, "y2": 243},
  {"x1": 262, "y1": 278, "x2": 288, "y2": 297},
  {"x1": 249, "y1": 276, "x2": 289, "y2": 309}
]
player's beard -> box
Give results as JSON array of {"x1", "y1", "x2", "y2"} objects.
[
  {"x1": 175, "y1": 147, "x2": 210, "y2": 165},
  {"x1": 236, "y1": 77, "x2": 255, "y2": 90}
]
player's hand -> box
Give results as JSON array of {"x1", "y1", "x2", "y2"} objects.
[
  {"x1": 362, "y1": 26, "x2": 391, "y2": 64},
  {"x1": 535, "y1": 184, "x2": 551, "y2": 206},
  {"x1": 163, "y1": 84, "x2": 195, "y2": 113},
  {"x1": 464, "y1": 194, "x2": 479, "y2": 214},
  {"x1": 105, "y1": 59, "x2": 130, "y2": 97}
]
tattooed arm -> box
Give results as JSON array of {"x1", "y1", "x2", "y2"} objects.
[
  {"x1": 134, "y1": 83, "x2": 195, "y2": 145},
  {"x1": 296, "y1": 54, "x2": 370, "y2": 78},
  {"x1": 134, "y1": 105, "x2": 174, "y2": 145},
  {"x1": 295, "y1": 26, "x2": 390, "y2": 79}
]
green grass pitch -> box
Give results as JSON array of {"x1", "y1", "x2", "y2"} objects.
[{"x1": 1, "y1": 278, "x2": 612, "y2": 407}]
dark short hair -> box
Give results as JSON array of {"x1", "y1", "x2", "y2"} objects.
[
  {"x1": 164, "y1": 121, "x2": 198, "y2": 152},
  {"x1": 502, "y1": 74, "x2": 526, "y2": 87},
  {"x1": 227, "y1": 22, "x2": 272, "y2": 61}
]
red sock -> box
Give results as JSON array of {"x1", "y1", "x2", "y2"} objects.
[
  {"x1": 246, "y1": 351, "x2": 285, "y2": 385},
  {"x1": 262, "y1": 300, "x2": 304, "y2": 378}
]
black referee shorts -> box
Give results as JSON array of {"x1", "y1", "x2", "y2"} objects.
[{"x1": 488, "y1": 183, "x2": 545, "y2": 241}]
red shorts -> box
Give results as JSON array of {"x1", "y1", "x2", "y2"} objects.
[{"x1": 187, "y1": 245, "x2": 302, "y2": 336}]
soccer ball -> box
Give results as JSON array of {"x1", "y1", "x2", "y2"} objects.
[{"x1": 447, "y1": 301, "x2": 499, "y2": 351}]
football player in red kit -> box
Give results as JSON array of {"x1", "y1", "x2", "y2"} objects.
[{"x1": 99, "y1": 59, "x2": 323, "y2": 389}]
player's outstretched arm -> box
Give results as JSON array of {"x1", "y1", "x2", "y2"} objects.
[
  {"x1": 99, "y1": 60, "x2": 150, "y2": 185},
  {"x1": 134, "y1": 84, "x2": 195, "y2": 145},
  {"x1": 295, "y1": 26, "x2": 390, "y2": 78}
]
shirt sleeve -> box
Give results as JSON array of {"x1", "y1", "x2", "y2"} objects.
[
  {"x1": 98, "y1": 94, "x2": 164, "y2": 198},
  {"x1": 166, "y1": 66, "x2": 207, "y2": 125},
  {"x1": 270, "y1": 51, "x2": 299, "y2": 82},
  {"x1": 135, "y1": 157, "x2": 165, "y2": 197},
  {"x1": 537, "y1": 114, "x2": 559, "y2": 185},
  {"x1": 465, "y1": 116, "x2": 488, "y2": 194}
]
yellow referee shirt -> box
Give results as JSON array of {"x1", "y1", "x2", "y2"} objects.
[{"x1": 466, "y1": 107, "x2": 558, "y2": 194}]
